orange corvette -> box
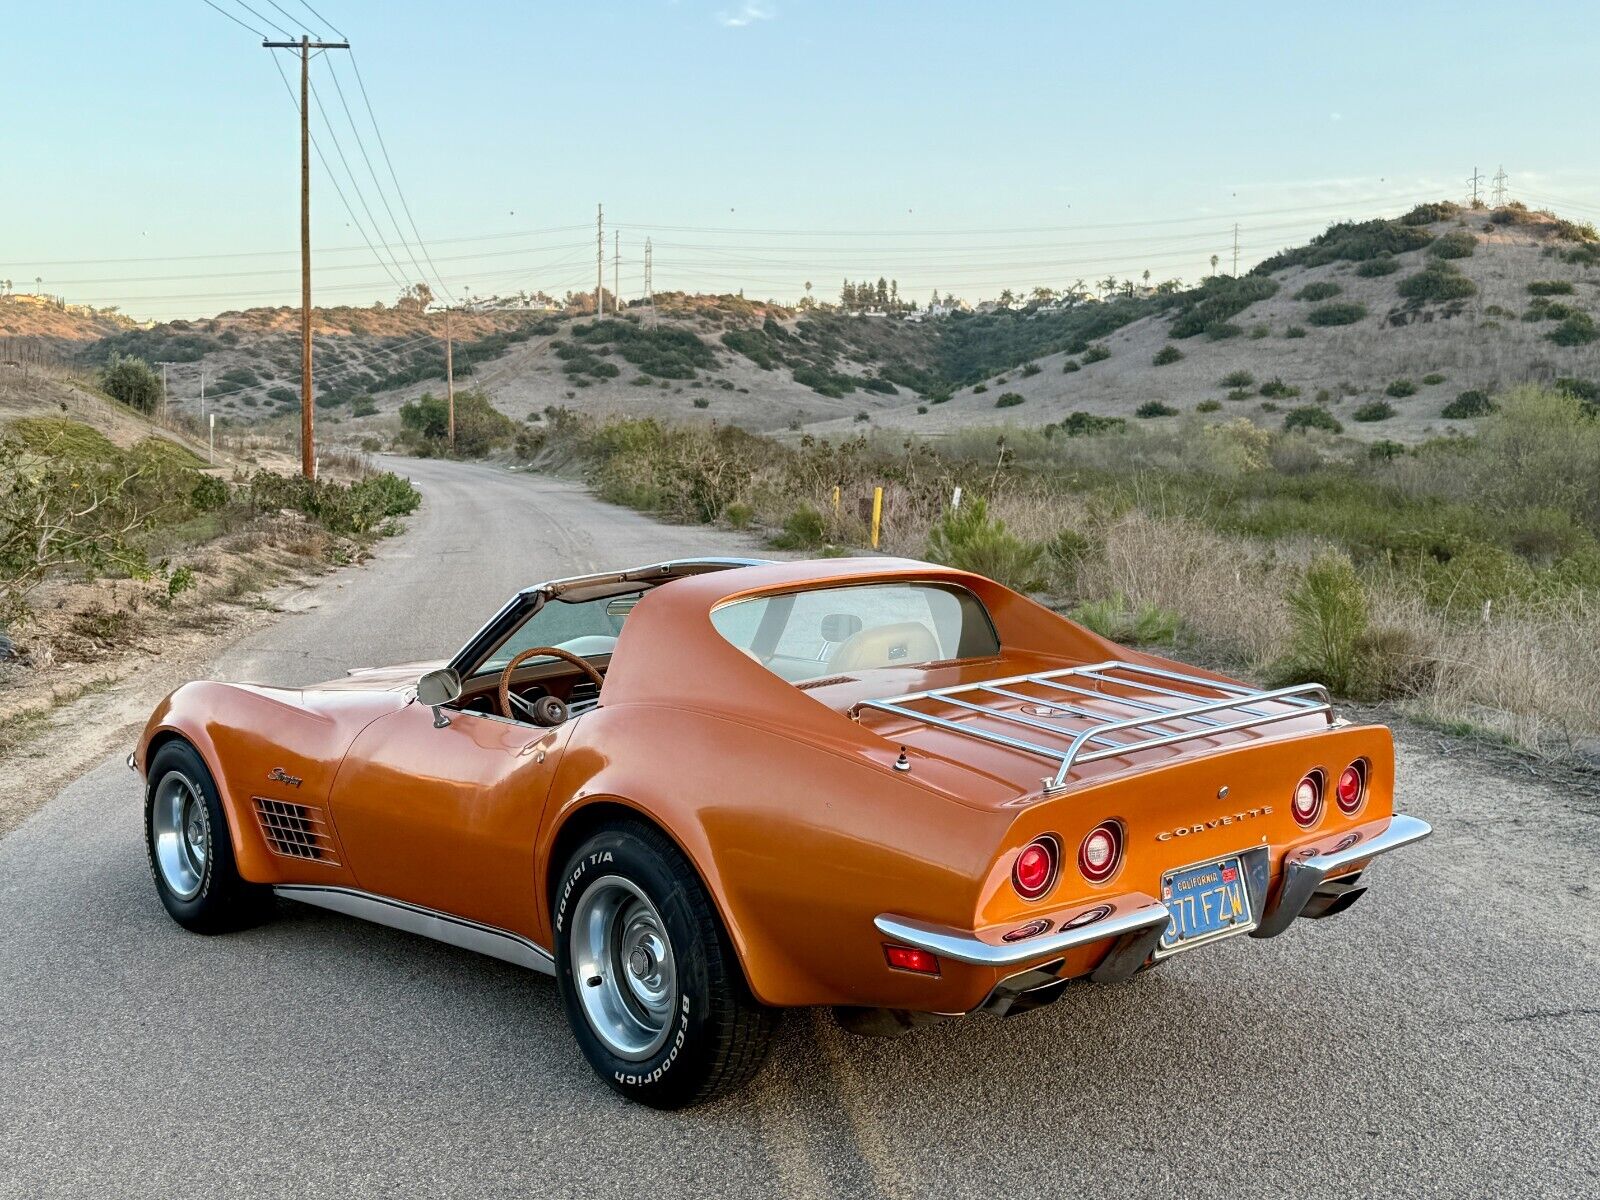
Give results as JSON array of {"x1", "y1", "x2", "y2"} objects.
[{"x1": 134, "y1": 556, "x2": 1429, "y2": 1107}]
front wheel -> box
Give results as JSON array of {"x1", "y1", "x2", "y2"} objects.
[{"x1": 553, "y1": 822, "x2": 776, "y2": 1108}]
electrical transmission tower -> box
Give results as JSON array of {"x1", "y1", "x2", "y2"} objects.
[
  {"x1": 595, "y1": 203, "x2": 605, "y2": 316},
  {"x1": 1466, "y1": 166, "x2": 1485, "y2": 207},
  {"x1": 643, "y1": 238, "x2": 655, "y2": 326},
  {"x1": 263, "y1": 34, "x2": 351, "y2": 480},
  {"x1": 1231, "y1": 223, "x2": 1240, "y2": 276},
  {"x1": 1491, "y1": 165, "x2": 1509, "y2": 207}
]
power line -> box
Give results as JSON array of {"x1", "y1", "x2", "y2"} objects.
[
  {"x1": 235, "y1": 0, "x2": 295, "y2": 38},
  {"x1": 200, "y1": 0, "x2": 266, "y2": 37},
  {"x1": 296, "y1": 0, "x2": 346, "y2": 39}
]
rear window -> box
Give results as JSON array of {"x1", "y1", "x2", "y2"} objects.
[{"x1": 710, "y1": 581, "x2": 999, "y2": 684}]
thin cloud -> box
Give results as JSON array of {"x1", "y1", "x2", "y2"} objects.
[{"x1": 718, "y1": 3, "x2": 775, "y2": 27}]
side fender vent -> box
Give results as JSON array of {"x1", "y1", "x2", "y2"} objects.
[{"x1": 253, "y1": 797, "x2": 340, "y2": 865}]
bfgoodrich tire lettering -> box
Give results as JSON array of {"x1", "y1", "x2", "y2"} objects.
[
  {"x1": 143, "y1": 740, "x2": 271, "y2": 934},
  {"x1": 553, "y1": 820, "x2": 775, "y2": 1108}
]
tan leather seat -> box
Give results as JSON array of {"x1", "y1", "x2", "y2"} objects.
[{"x1": 826, "y1": 622, "x2": 940, "y2": 672}]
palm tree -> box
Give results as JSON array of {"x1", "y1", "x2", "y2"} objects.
[{"x1": 1209, "y1": 255, "x2": 1219, "y2": 276}]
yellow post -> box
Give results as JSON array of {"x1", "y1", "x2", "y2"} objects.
[
  {"x1": 831, "y1": 484, "x2": 841, "y2": 518},
  {"x1": 870, "y1": 486, "x2": 884, "y2": 550}
]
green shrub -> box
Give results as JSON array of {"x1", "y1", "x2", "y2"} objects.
[
  {"x1": 1255, "y1": 219, "x2": 1432, "y2": 272},
  {"x1": 972, "y1": 383, "x2": 988, "y2": 394},
  {"x1": 97, "y1": 355, "x2": 163, "y2": 414},
  {"x1": 1398, "y1": 262, "x2": 1477, "y2": 303},
  {"x1": 398, "y1": 389, "x2": 516, "y2": 456},
  {"x1": 1052, "y1": 411, "x2": 1126, "y2": 437},
  {"x1": 1306, "y1": 302, "x2": 1367, "y2": 327},
  {"x1": 1385, "y1": 379, "x2": 1417, "y2": 398},
  {"x1": 1195, "y1": 399, "x2": 1222, "y2": 413},
  {"x1": 1260, "y1": 377, "x2": 1300, "y2": 398},
  {"x1": 1527, "y1": 280, "x2": 1575, "y2": 296},
  {"x1": 1249, "y1": 324, "x2": 1271, "y2": 339},
  {"x1": 1061, "y1": 359, "x2": 1080, "y2": 373},
  {"x1": 1226, "y1": 388, "x2": 1254, "y2": 401},
  {"x1": 854, "y1": 411, "x2": 870, "y2": 422},
  {"x1": 266, "y1": 386, "x2": 298, "y2": 404},
  {"x1": 349, "y1": 396, "x2": 379, "y2": 417},
  {"x1": 1427, "y1": 230, "x2": 1477, "y2": 259},
  {"x1": 1068, "y1": 594, "x2": 1181, "y2": 645},
  {"x1": 1269, "y1": 553, "x2": 1372, "y2": 697},
  {"x1": 1401, "y1": 202, "x2": 1460, "y2": 226},
  {"x1": 1218, "y1": 369, "x2": 1256, "y2": 388},
  {"x1": 692, "y1": 397, "x2": 710, "y2": 409},
  {"x1": 1081, "y1": 343, "x2": 1112, "y2": 363},
  {"x1": 723, "y1": 501, "x2": 752, "y2": 529},
  {"x1": 1422, "y1": 373, "x2": 1446, "y2": 386},
  {"x1": 1353, "y1": 400, "x2": 1396, "y2": 422},
  {"x1": 1135, "y1": 401, "x2": 1179, "y2": 418},
  {"x1": 1152, "y1": 345, "x2": 1184, "y2": 366},
  {"x1": 1442, "y1": 389, "x2": 1494, "y2": 418},
  {"x1": 1355, "y1": 255, "x2": 1400, "y2": 277},
  {"x1": 189, "y1": 474, "x2": 229, "y2": 512},
  {"x1": 1295, "y1": 281, "x2": 1341, "y2": 301},
  {"x1": 916, "y1": 405, "x2": 928, "y2": 414},
  {"x1": 1169, "y1": 275, "x2": 1279, "y2": 338},
  {"x1": 1206, "y1": 321, "x2": 1244, "y2": 340},
  {"x1": 924, "y1": 497, "x2": 1045, "y2": 591},
  {"x1": 1547, "y1": 312, "x2": 1598, "y2": 346},
  {"x1": 1020, "y1": 362, "x2": 1042, "y2": 377},
  {"x1": 995, "y1": 392, "x2": 1025, "y2": 408},
  {"x1": 1283, "y1": 405, "x2": 1343, "y2": 433},
  {"x1": 770, "y1": 504, "x2": 827, "y2": 549}
]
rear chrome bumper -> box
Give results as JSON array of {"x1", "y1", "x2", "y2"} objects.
[{"x1": 874, "y1": 812, "x2": 1432, "y2": 1013}]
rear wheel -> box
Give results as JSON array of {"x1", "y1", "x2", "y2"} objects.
[
  {"x1": 144, "y1": 741, "x2": 271, "y2": 934},
  {"x1": 553, "y1": 821, "x2": 776, "y2": 1108}
]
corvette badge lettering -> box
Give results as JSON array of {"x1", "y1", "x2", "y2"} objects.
[{"x1": 1156, "y1": 805, "x2": 1272, "y2": 841}]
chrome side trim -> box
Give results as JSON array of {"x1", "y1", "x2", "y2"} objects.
[
  {"x1": 273, "y1": 885, "x2": 555, "y2": 975},
  {"x1": 874, "y1": 900, "x2": 1171, "y2": 969},
  {"x1": 1252, "y1": 812, "x2": 1432, "y2": 939}
]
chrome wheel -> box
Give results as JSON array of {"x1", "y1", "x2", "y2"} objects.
[
  {"x1": 570, "y1": 875, "x2": 678, "y2": 1060},
  {"x1": 151, "y1": 770, "x2": 210, "y2": 901}
]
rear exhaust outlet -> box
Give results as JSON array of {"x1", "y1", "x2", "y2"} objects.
[{"x1": 1300, "y1": 873, "x2": 1368, "y2": 920}]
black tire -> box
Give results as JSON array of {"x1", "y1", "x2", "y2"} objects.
[
  {"x1": 552, "y1": 821, "x2": 776, "y2": 1108},
  {"x1": 143, "y1": 740, "x2": 272, "y2": 934}
]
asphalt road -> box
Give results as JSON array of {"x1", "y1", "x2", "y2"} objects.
[{"x1": 2, "y1": 457, "x2": 1596, "y2": 1199}]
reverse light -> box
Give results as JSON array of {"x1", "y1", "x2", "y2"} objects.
[
  {"x1": 883, "y1": 944, "x2": 940, "y2": 975},
  {"x1": 1078, "y1": 821, "x2": 1124, "y2": 884},
  {"x1": 1336, "y1": 760, "x2": 1367, "y2": 814},
  {"x1": 1292, "y1": 771, "x2": 1324, "y2": 827},
  {"x1": 1011, "y1": 835, "x2": 1060, "y2": 901}
]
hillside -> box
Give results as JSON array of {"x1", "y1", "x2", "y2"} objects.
[{"x1": 49, "y1": 201, "x2": 1600, "y2": 445}]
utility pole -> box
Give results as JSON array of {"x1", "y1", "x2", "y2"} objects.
[
  {"x1": 444, "y1": 308, "x2": 455, "y2": 451},
  {"x1": 155, "y1": 360, "x2": 176, "y2": 419},
  {"x1": 1231, "y1": 223, "x2": 1240, "y2": 276},
  {"x1": 595, "y1": 203, "x2": 605, "y2": 317},
  {"x1": 264, "y1": 34, "x2": 351, "y2": 480},
  {"x1": 1491, "y1": 165, "x2": 1509, "y2": 208},
  {"x1": 199, "y1": 369, "x2": 206, "y2": 420},
  {"x1": 1467, "y1": 165, "x2": 1484, "y2": 207},
  {"x1": 613, "y1": 231, "x2": 620, "y2": 310}
]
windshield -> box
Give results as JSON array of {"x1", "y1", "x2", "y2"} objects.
[
  {"x1": 476, "y1": 590, "x2": 641, "y2": 676},
  {"x1": 710, "y1": 581, "x2": 999, "y2": 684}
]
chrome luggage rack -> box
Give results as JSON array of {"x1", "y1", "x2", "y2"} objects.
[{"x1": 851, "y1": 660, "x2": 1333, "y2": 793}]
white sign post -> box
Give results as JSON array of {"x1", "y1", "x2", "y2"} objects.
[{"x1": 208, "y1": 413, "x2": 215, "y2": 465}]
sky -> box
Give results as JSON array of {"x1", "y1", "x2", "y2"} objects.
[{"x1": 6, "y1": 0, "x2": 1600, "y2": 320}]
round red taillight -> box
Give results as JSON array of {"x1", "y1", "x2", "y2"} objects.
[
  {"x1": 1012, "y1": 836, "x2": 1059, "y2": 900},
  {"x1": 1078, "y1": 821, "x2": 1123, "y2": 884},
  {"x1": 1336, "y1": 761, "x2": 1366, "y2": 813},
  {"x1": 1292, "y1": 772, "x2": 1324, "y2": 827}
]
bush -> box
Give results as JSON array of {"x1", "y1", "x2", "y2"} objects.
[
  {"x1": 1402, "y1": 201, "x2": 1460, "y2": 226},
  {"x1": 1422, "y1": 373, "x2": 1446, "y2": 386},
  {"x1": 97, "y1": 355, "x2": 163, "y2": 414},
  {"x1": 246, "y1": 470, "x2": 420, "y2": 536},
  {"x1": 972, "y1": 383, "x2": 988, "y2": 394},
  {"x1": 1442, "y1": 389, "x2": 1494, "y2": 418},
  {"x1": 1527, "y1": 280, "x2": 1575, "y2": 296},
  {"x1": 1052, "y1": 411, "x2": 1126, "y2": 437},
  {"x1": 1020, "y1": 362, "x2": 1041, "y2": 377},
  {"x1": 1547, "y1": 312, "x2": 1598, "y2": 346},
  {"x1": 266, "y1": 386, "x2": 298, "y2": 404},
  {"x1": 995, "y1": 392, "x2": 1025, "y2": 408},
  {"x1": 693, "y1": 397, "x2": 710, "y2": 409},
  {"x1": 1169, "y1": 275, "x2": 1279, "y2": 338},
  {"x1": 1398, "y1": 262, "x2": 1477, "y2": 303},
  {"x1": 916, "y1": 405, "x2": 928, "y2": 414},
  {"x1": 770, "y1": 505, "x2": 827, "y2": 549},
  {"x1": 1152, "y1": 345, "x2": 1184, "y2": 366},
  {"x1": 1069, "y1": 594, "x2": 1181, "y2": 645},
  {"x1": 1206, "y1": 321, "x2": 1244, "y2": 340},
  {"x1": 1218, "y1": 369, "x2": 1255, "y2": 388},
  {"x1": 1062, "y1": 359, "x2": 1080, "y2": 373},
  {"x1": 1259, "y1": 377, "x2": 1300, "y2": 399},
  {"x1": 1255, "y1": 219, "x2": 1432, "y2": 272},
  {"x1": 1295, "y1": 281, "x2": 1341, "y2": 301},
  {"x1": 854, "y1": 411, "x2": 870, "y2": 422},
  {"x1": 1270, "y1": 552, "x2": 1370, "y2": 697},
  {"x1": 1195, "y1": 399, "x2": 1222, "y2": 413},
  {"x1": 1135, "y1": 401, "x2": 1179, "y2": 418},
  {"x1": 723, "y1": 501, "x2": 752, "y2": 529},
  {"x1": 350, "y1": 397, "x2": 378, "y2": 417},
  {"x1": 1305, "y1": 302, "x2": 1367, "y2": 327},
  {"x1": 1385, "y1": 379, "x2": 1417, "y2": 398},
  {"x1": 924, "y1": 497, "x2": 1045, "y2": 591},
  {"x1": 398, "y1": 389, "x2": 516, "y2": 456},
  {"x1": 1427, "y1": 230, "x2": 1477, "y2": 259},
  {"x1": 1355, "y1": 255, "x2": 1400, "y2": 277},
  {"x1": 1226, "y1": 388, "x2": 1254, "y2": 401},
  {"x1": 189, "y1": 474, "x2": 229, "y2": 512},
  {"x1": 1353, "y1": 401, "x2": 1396, "y2": 422},
  {"x1": 1283, "y1": 405, "x2": 1343, "y2": 434},
  {"x1": 1081, "y1": 343, "x2": 1111, "y2": 363}
]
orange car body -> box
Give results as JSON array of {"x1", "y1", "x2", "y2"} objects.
[{"x1": 134, "y1": 557, "x2": 1428, "y2": 1016}]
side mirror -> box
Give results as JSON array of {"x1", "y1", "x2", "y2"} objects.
[{"x1": 417, "y1": 667, "x2": 462, "y2": 727}]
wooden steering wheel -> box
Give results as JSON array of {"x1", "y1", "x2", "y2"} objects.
[{"x1": 497, "y1": 646, "x2": 606, "y2": 721}]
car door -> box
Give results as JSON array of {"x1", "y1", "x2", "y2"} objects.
[{"x1": 327, "y1": 698, "x2": 574, "y2": 939}]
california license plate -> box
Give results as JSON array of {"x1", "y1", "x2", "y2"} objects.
[{"x1": 1157, "y1": 854, "x2": 1256, "y2": 956}]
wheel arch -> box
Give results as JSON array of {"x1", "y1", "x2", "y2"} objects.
[
  {"x1": 141, "y1": 727, "x2": 254, "y2": 873},
  {"x1": 540, "y1": 796, "x2": 764, "y2": 1002}
]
